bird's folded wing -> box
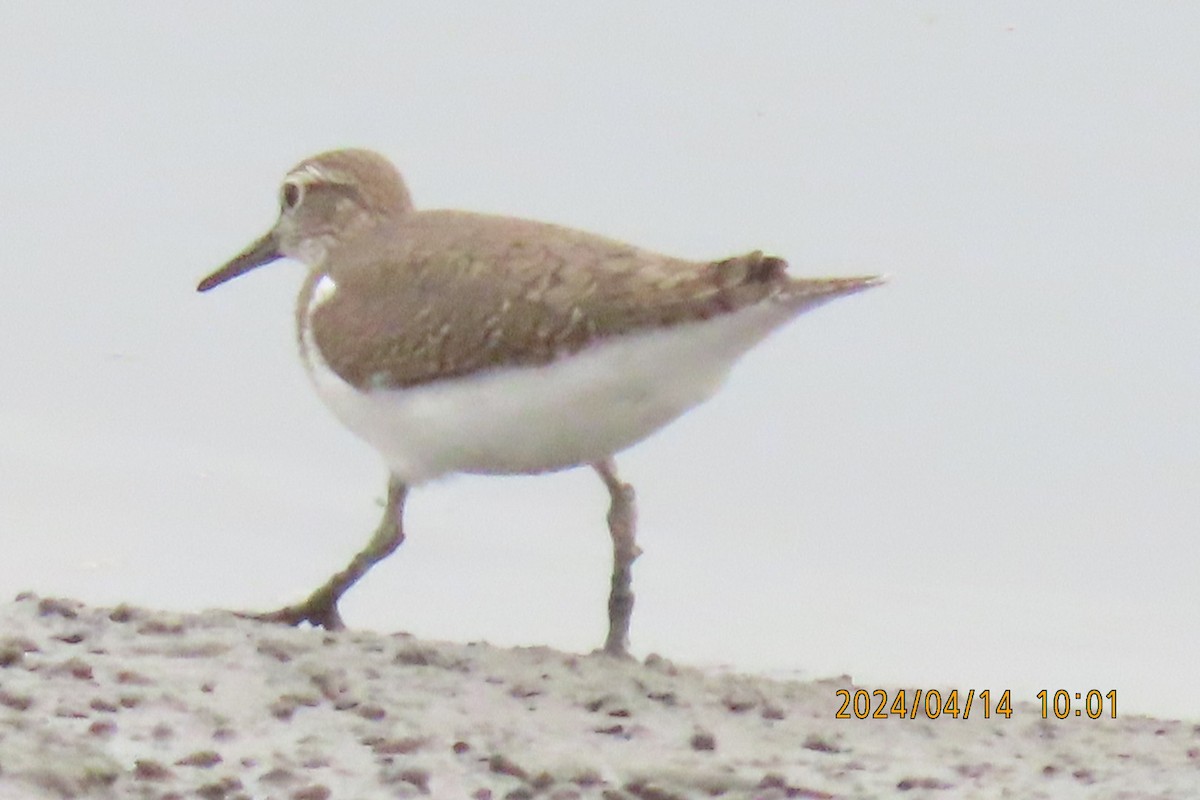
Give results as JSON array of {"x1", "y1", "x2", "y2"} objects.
[{"x1": 308, "y1": 211, "x2": 791, "y2": 391}]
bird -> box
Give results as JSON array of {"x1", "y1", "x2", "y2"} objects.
[{"x1": 196, "y1": 148, "x2": 882, "y2": 657}]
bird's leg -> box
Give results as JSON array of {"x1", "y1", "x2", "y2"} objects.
[
  {"x1": 593, "y1": 458, "x2": 641, "y2": 658},
  {"x1": 249, "y1": 475, "x2": 409, "y2": 630}
]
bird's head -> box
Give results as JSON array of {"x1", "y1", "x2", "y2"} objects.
[{"x1": 197, "y1": 149, "x2": 414, "y2": 292}]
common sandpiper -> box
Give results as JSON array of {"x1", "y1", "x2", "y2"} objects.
[{"x1": 197, "y1": 148, "x2": 882, "y2": 657}]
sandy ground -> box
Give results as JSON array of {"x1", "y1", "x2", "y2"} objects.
[{"x1": 0, "y1": 595, "x2": 1195, "y2": 799}]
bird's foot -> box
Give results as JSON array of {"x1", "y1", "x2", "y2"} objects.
[
  {"x1": 593, "y1": 640, "x2": 635, "y2": 660},
  {"x1": 237, "y1": 588, "x2": 346, "y2": 631}
]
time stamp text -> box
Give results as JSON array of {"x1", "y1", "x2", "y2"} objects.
[{"x1": 835, "y1": 689, "x2": 1118, "y2": 720}]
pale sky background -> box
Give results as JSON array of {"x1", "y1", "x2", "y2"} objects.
[{"x1": 1, "y1": 4, "x2": 1197, "y2": 720}]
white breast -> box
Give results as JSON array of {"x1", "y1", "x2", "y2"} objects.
[{"x1": 299, "y1": 289, "x2": 796, "y2": 485}]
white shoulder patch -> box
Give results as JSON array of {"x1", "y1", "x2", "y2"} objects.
[{"x1": 310, "y1": 274, "x2": 338, "y2": 311}]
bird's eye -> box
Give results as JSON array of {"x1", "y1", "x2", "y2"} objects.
[{"x1": 281, "y1": 181, "x2": 303, "y2": 210}]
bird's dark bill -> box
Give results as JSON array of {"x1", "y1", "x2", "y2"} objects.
[{"x1": 197, "y1": 230, "x2": 283, "y2": 292}]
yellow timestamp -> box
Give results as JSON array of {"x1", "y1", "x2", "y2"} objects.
[
  {"x1": 835, "y1": 689, "x2": 1014, "y2": 720},
  {"x1": 1037, "y1": 689, "x2": 1117, "y2": 719},
  {"x1": 835, "y1": 689, "x2": 1120, "y2": 720}
]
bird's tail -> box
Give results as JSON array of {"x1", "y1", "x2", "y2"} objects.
[
  {"x1": 706, "y1": 250, "x2": 884, "y2": 317},
  {"x1": 777, "y1": 272, "x2": 886, "y2": 314}
]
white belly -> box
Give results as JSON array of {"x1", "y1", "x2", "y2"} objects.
[{"x1": 299, "y1": 300, "x2": 795, "y2": 484}]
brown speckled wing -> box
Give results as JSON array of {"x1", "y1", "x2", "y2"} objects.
[{"x1": 303, "y1": 210, "x2": 810, "y2": 391}]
